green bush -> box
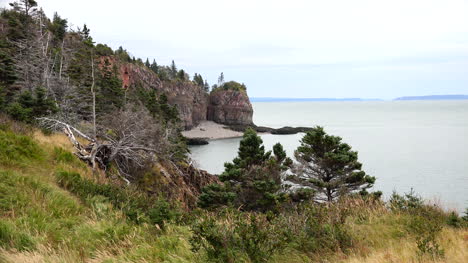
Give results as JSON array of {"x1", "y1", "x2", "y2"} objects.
[
  {"x1": 190, "y1": 203, "x2": 354, "y2": 262},
  {"x1": 389, "y1": 189, "x2": 423, "y2": 211},
  {"x1": 55, "y1": 170, "x2": 177, "y2": 228},
  {"x1": 446, "y1": 211, "x2": 465, "y2": 228},
  {"x1": 190, "y1": 210, "x2": 285, "y2": 263}
]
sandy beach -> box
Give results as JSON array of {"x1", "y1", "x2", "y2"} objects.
[{"x1": 182, "y1": 121, "x2": 243, "y2": 140}]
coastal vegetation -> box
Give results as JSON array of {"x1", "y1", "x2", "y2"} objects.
[{"x1": 0, "y1": 1, "x2": 467, "y2": 262}]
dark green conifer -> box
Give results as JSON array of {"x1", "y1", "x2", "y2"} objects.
[{"x1": 294, "y1": 126, "x2": 376, "y2": 202}]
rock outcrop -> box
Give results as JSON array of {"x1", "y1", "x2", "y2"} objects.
[
  {"x1": 101, "y1": 57, "x2": 209, "y2": 129},
  {"x1": 102, "y1": 57, "x2": 254, "y2": 129},
  {"x1": 207, "y1": 89, "x2": 253, "y2": 126},
  {"x1": 142, "y1": 161, "x2": 219, "y2": 209}
]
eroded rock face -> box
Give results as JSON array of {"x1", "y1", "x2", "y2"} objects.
[
  {"x1": 144, "y1": 161, "x2": 220, "y2": 210},
  {"x1": 100, "y1": 57, "x2": 253, "y2": 129},
  {"x1": 207, "y1": 89, "x2": 254, "y2": 126},
  {"x1": 106, "y1": 58, "x2": 209, "y2": 129}
]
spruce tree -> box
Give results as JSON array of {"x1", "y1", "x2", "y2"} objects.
[
  {"x1": 199, "y1": 128, "x2": 292, "y2": 211},
  {"x1": 170, "y1": 60, "x2": 177, "y2": 79},
  {"x1": 217, "y1": 72, "x2": 225, "y2": 87},
  {"x1": 294, "y1": 126, "x2": 376, "y2": 202},
  {"x1": 150, "y1": 59, "x2": 158, "y2": 74}
]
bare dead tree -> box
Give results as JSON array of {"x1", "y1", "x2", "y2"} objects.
[
  {"x1": 37, "y1": 106, "x2": 171, "y2": 184},
  {"x1": 90, "y1": 52, "x2": 96, "y2": 140}
]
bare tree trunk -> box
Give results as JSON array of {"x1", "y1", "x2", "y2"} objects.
[
  {"x1": 91, "y1": 53, "x2": 97, "y2": 140},
  {"x1": 59, "y1": 39, "x2": 64, "y2": 80}
]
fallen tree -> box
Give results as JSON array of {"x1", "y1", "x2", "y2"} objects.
[{"x1": 38, "y1": 106, "x2": 174, "y2": 184}]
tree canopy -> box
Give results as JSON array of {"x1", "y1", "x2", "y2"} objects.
[
  {"x1": 293, "y1": 126, "x2": 376, "y2": 202},
  {"x1": 199, "y1": 128, "x2": 292, "y2": 211}
]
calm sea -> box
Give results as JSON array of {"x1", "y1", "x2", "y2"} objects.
[{"x1": 189, "y1": 101, "x2": 468, "y2": 211}]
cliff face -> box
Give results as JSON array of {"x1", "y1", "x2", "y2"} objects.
[
  {"x1": 141, "y1": 161, "x2": 220, "y2": 209},
  {"x1": 103, "y1": 57, "x2": 253, "y2": 129},
  {"x1": 207, "y1": 89, "x2": 254, "y2": 126},
  {"x1": 103, "y1": 57, "x2": 209, "y2": 129},
  {"x1": 119, "y1": 62, "x2": 209, "y2": 129}
]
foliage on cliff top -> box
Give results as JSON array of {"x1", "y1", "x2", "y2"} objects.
[{"x1": 211, "y1": 80, "x2": 248, "y2": 94}]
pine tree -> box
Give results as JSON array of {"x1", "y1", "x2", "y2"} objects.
[
  {"x1": 50, "y1": 12, "x2": 68, "y2": 43},
  {"x1": 9, "y1": 0, "x2": 38, "y2": 16},
  {"x1": 177, "y1": 69, "x2": 186, "y2": 81},
  {"x1": 217, "y1": 72, "x2": 225, "y2": 87},
  {"x1": 145, "y1": 58, "x2": 150, "y2": 68},
  {"x1": 170, "y1": 60, "x2": 177, "y2": 79},
  {"x1": 294, "y1": 126, "x2": 376, "y2": 202},
  {"x1": 199, "y1": 128, "x2": 292, "y2": 211},
  {"x1": 82, "y1": 24, "x2": 90, "y2": 39},
  {"x1": 193, "y1": 73, "x2": 204, "y2": 87},
  {"x1": 150, "y1": 59, "x2": 158, "y2": 74}
]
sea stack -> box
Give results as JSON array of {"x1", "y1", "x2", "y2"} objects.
[{"x1": 207, "y1": 89, "x2": 254, "y2": 126}]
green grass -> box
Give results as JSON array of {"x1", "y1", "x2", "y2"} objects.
[
  {"x1": 0, "y1": 120, "x2": 466, "y2": 263},
  {"x1": 0, "y1": 129, "x2": 43, "y2": 167}
]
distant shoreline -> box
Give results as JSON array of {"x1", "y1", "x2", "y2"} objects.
[{"x1": 251, "y1": 95, "x2": 468, "y2": 102}]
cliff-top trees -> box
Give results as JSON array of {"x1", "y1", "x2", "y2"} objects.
[
  {"x1": 9, "y1": 0, "x2": 38, "y2": 16},
  {"x1": 293, "y1": 126, "x2": 376, "y2": 202},
  {"x1": 199, "y1": 128, "x2": 292, "y2": 211}
]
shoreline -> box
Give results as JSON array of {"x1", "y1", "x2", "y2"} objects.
[
  {"x1": 182, "y1": 121, "x2": 315, "y2": 145},
  {"x1": 182, "y1": 121, "x2": 244, "y2": 140}
]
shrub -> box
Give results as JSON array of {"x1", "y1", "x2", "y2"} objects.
[
  {"x1": 190, "y1": 202, "x2": 354, "y2": 262},
  {"x1": 446, "y1": 211, "x2": 465, "y2": 228},
  {"x1": 55, "y1": 170, "x2": 177, "y2": 228},
  {"x1": 389, "y1": 189, "x2": 423, "y2": 211},
  {"x1": 190, "y1": 210, "x2": 286, "y2": 263},
  {"x1": 282, "y1": 203, "x2": 353, "y2": 254}
]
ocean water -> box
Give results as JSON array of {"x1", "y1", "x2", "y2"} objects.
[{"x1": 189, "y1": 101, "x2": 468, "y2": 211}]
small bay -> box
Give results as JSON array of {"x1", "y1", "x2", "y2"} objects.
[{"x1": 189, "y1": 100, "x2": 468, "y2": 211}]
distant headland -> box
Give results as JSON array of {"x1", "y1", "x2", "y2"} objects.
[
  {"x1": 251, "y1": 95, "x2": 468, "y2": 102},
  {"x1": 393, "y1": 95, "x2": 468, "y2": 101},
  {"x1": 250, "y1": 97, "x2": 382, "y2": 102}
]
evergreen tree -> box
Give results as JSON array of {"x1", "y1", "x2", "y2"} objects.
[
  {"x1": 199, "y1": 128, "x2": 292, "y2": 211},
  {"x1": 50, "y1": 12, "x2": 68, "y2": 44},
  {"x1": 5, "y1": 88, "x2": 57, "y2": 123},
  {"x1": 9, "y1": 0, "x2": 38, "y2": 16},
  {"x1": 177, "y1": 69, "x2": 186, "y2": 81},
  {"x1": 294, "y1": 126, "x2": 376, "y2": 202},
  {"x1": 95, "y1": 59, "x2": 124, "y2": 113},
  {"x1": 82, "y1": 24, "x2": 90, "y2": 39},
  {"x1": 150, "y1": 59, "x2": 158, "y2": 74},
  {"x1": 217, "y1": 72, "x2": 225, "y2": 87},
  {"x1": 193, "y1": 73, "x2": 204, "y2": 87},
  {"x1": 170, "y1": 60, "x2": 177, "y2": 79},
  {"x1": 145, "y1": 58, "x2": 150, "y2": 68},
  {"x1": 203, "y1": 80, "x2": 210, "y2": 92},
  {"x1": 0, "y1": 42, "x2": 17, "y2": 88}
]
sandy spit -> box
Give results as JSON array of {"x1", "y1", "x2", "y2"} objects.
[{"x1": 181, "y1": 121, "x2": 243, "y2": 140}]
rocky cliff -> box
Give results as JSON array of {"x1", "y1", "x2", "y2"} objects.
[
  {"x1": 207, "y1": 89, "x2": 254, "y2": 125},
  {"x1": 110, "y1": 59, "x2": 209, "y2": 129},
  {"x1": 105, "y1": 57, "x2": 254, "y2": 129}
]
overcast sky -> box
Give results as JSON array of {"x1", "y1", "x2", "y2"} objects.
[{"x1": 2, "y1": 0, "x2": 468, "y2": 99}]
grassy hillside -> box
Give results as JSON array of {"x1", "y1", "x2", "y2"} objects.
[{"x1": 0, "y1": 118, "x2": 467, "y2": 262}]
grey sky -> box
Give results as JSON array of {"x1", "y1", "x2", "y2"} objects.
[{"x1": 2, "y1": 0, "x2": 468, "y2": 99}]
